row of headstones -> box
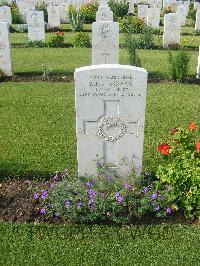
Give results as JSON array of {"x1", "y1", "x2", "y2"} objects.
[{"x1": 75, "y1": 0, "x2": 200, "y2": 176}]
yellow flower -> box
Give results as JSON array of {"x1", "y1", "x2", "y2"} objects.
[{"x1": 171, "y1": 204, "x2": 178, "y2": 211}]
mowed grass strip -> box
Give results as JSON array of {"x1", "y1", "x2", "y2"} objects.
[
  {"x1": 0, "y1": 223, "x2": 200, "y2": 265},
  {"x1": 12, "y1": 48, "x2": 199, "y2": 78},
  {"x1": 0, "y1": 82, "x2": 200, "y2": 179}
]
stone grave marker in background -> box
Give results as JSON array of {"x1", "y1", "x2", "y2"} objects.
[
  {"x1": 27, "y1": 11, "x2": 45, "y2": 41},
  {"x1": 147, "y1": 8, "x2": 160, "y2": 28},
  {"x1": 163, "y1": 13, "x2": 181, "y2": 48},
  {"x1": 60, "y1": 3, "x2": 69, "y2": 23},
  {"x1": 128, "y1": 0, "x2": 135, "y2": 14},
  {"x1": 0, "y1": 6, "x2": 12, "y2": 25},
  {"x1": 176, "y1": 5, "x2": 187, "y2": 26},
  {"x1": 47, "y1": 6, "x2": 60, "y2": 28},
  {"x1": 195, "y1": 10, "x2": 200, "y2": 31},
  {"x1": 197, "y1": 46, "x2": 200, "y2": 79},
  {"x1": 75, "y1": 64, "x2": 148, "y2": 177},
  {"x1": 92, "y1": 1, "x2": 119, "y2": 65},
  {"x1": 138, "y1": 5, "x2": 148, "y2": 23},
  {"x1": 0, "y1": 22, "x2": 12, "y2": 76}
]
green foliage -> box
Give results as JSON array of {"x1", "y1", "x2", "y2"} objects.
[
  {"x1": 11, "y1": 1, "x2": 24, "y2": 24},
  {"x1": 194, "y1": 30, "x2": 200, "y2": 36},
  {"x1": 124, "y1": 33, "x2": 141, "y2": 66},
  {"x1": 9, "y1": 24, "x2": 28, "y2": 33},
  {"x1": 188, "y1": 6, "x2": 196, "y2": 21},
  {"x1": 47, "y1": 32, "x2": 65, "y2": 47},
  {"x1": 119, "y1": 15, "x2": 146, "y2": 33},
  {"x1": 26, "y1": 41, "x2": 46, "y2": 48},
  {"x1": 162, "y1": 6, "x2": 176, "y2": 16},
  {"x1": 72, "y1": 32, "x2": 90, "y2": 48},
  {"x1": 80, "y1": 2, "x2": 98, "y2": 23},
  {"x1": 0, "y1": 0, "x2": 10, "y2": 6},
  {"x1": 35, "y1": 2, "x2": 48, "y2": 22},
  {"x1": 0, "y1": 69, "x2": 4, "y2": 81},
  {"x1": 156, "y1": 123, "x2": 200, "y2": 218},
  {"x1": 168, "y1": 49, "x2": 191, "y2": 82},
  {"x1": 109, "y1": 0, "x2": 129, "y2": 21},
  {"x1": 137, "y1": 26, "x2": 154, "y2": 49},
  {"x1": 36, "y1": 165, "x2": 140, "y2": 224},
  {"x1": 69, "y1": 5, "x2": 84, "y2": 32}
]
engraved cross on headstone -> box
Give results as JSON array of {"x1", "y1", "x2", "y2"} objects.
[
  {"x1": 101, "y1": 49, "x2": 110, "y2": 63},
  {"x1": 83, "y1": 100, "x2": 139, "y2": 167}
]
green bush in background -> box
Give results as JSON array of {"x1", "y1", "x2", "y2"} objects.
[
  {"x1": 109, "y1": 0, "x2": 128, "y2": 21},
  {"x1": 35, "y1": 2, "x2": 48, "y2": 22},
  {"x1": 72, "y1": 32, "x2": 91, "y2": 48},
  {"x1": 80, "y1": 2, "x2": 98, "y2": 23},
  {"x1": 119, "y1": 16, "x2": 146, "y2": 33},
  {"x1": 69, "y1": 5, "x2": 84, "y2": 32}
]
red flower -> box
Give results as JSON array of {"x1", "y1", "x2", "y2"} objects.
[
  {"x1": 171, "y1": 128, "x2": 178, "y2": 135},
  {"x1": 157, "y1": 143, "x2": 172, "y2": 155},
  {"x1": 189, "y1": 122, "x2": 198, "y2": 131},
  {"x1": 196, "y1": 141, "x2": 200, "y2": 153}
]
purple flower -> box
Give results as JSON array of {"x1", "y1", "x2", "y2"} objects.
[
  {"x1": 42, "y1": 190, "x2": 48, "y2": 199},
  {"x1": 50, "y1": 183, "x2": 55, "y2": 189},
  {"x1": 34, "y1": 193, "x2": 39, "y2": 199},
  {"x1": 151, "y1": 193, "x2": 158, "y2": 200},
  {"x1": 40, "y1": 208, "x2": 47, "y2": 214},
  {"x1": 107, "y1": 175, "x2": 113, "y2": 181},
  {"x1": 65, "y1": 200, "x2": 71, "y2": 208},
  {"x1": 53, "y1": 172, "x2": 58, "y2": 181},
  {"x1": 115, "y1": 192, "x2": 124, "y2": 204},
  {"x1": 166, "y1": 208, "x2": 173, "y2": 214},
  {"x1": 89, "y1": 198, "x2": 95, "y2": 204},
  {"x1": 124, "y1": 183, "x2": 131, "y2": 190},
  {"x1": 77, "y1": 201, "x2": 83, "y2": 209},
  {"x1": 161, "y1": 195, "x2": 166, "y2": 200},
  {"x1": 143, "y1": 187, "x2": 149, "y2": 194},
  {"x1": 87, "y1": 189, "x2": 96, "y2": 197},
  {"x1": 155, "y1": 206, "x2": 160, "y2": 211},
  {"x1": 89, "y1": 204, "x2": 95, "y2": 209},
  {"x1": 85, "y1": 181, "x2": 93, "y2": 187}
]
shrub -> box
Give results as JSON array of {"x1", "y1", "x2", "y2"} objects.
[
  {"x1": 69, "y1": 5, "x2": 84, "y2": 32},
  {"x1": 11, "y1": 1, "x2": 24, "y2": 24},
  {"x1": 35, "y1": 2, "x2": 48, "y2": 22},
  {"x1": 34, "y1": 165, "x2": 140, "y2": 224},
  {"x1": 26, "y1": 41, "x2": 46, "y2": 48},
  {"x1": 137, "y1": 26, "x2": 154, "y2": 49},
  {"x1": 9, "y1": 24, "x2": 28, "y2": 33},
  {"x1": 72, "y1": 32, "x2": 90, "y2": 47},
  {"x1": 155, "y1": 123, "x2": 200, "y2": 218},
  {"x1": 0, "y1": 69, "x2": 4, "y2": 81},
  {"x1": 168, "y1": 49, "x2": 190, "y2": 82},
  {"x1": 47, "y1": 32, "x2": 64, "y2": 47},
  {"x1": 119, "y1": 15, "x2": 146, "y2": 34},
  {"x1": 124, "y1": 33, "x2": 141, "y2": 66},
  {"x1": 80, "y1": 2, "x2": 98, "y2": 23},
  {"x1": 109, "y1": 0, "x2": 129, "y2": 21},
  {"x1": 194, "y1": 30, "x2": 200, "y2": 36},
  {"x1": 162, "y1": 6, "x2": 176, "y2": 16}
]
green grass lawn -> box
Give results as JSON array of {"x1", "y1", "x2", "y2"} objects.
[
  {"x1": 1, "y1": 82, "x2": 200, "y2": 179},
  {"x1": 0, "y1": 223, "x2": 199, "y2": 265},
  {"x1": 12, "y1": 47, "x2": 198, "y2": 78}
]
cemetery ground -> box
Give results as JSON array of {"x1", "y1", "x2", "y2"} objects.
[{"x1": 0, "y1": 23, "x2": 200, "y2": 264}]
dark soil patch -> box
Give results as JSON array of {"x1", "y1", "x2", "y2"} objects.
[
  {"x1": 0, "y1": 179, "x2": 199, "y2": 226},
  {"x1": 2, "y1": 75, "x2": 74, "y2": 83}
]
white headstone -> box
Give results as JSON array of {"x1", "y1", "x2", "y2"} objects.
[
  {"x1": 60, "y1": 3, "x2": 69, "y2": 23},
  {"x1": 75, "y1": 64, "x2": 148, "y2": 177},
  {"x1": 176, "y1": 5, "x2": 187, "y2": 26},
  {"x1": 197, "y1": 46, "x2": 200, "y2": 79},
  {"x1": 0, "y1": 6, "x2": 12, "y2": 25},
  {"x1": 0, "y1": 22, "x2": 12, "y2": 76},
  {"x1": 194, "y1": 2, "x2": 200, "y2": 10},
  {"x1": 163, "y1": 13, "x2": 181, "y2": 48},
  {"x1": 195, "y1": 10, "x2": 200, "y2": 30},
  {"x1": 147, "y1": 7, "x2": 160, "y2": 28},
  {"x1": 47, "y1": 6, "x2": 60, "y2": 28},
  {"x1": 92, "y1": 22, "x2": 119, "y2": 64},
  {"x1": 138, "y1": 5, "x2": 148, "y2": 23},
  {"x1": 128, "y1": 0, "x2": 135, "y2": 14},
  {"x1": 96, "y1": 5, "x2": 113, "y2": 22},
  {"x1": 27, "y1": 11, "x2": 45, "y2": 41}
]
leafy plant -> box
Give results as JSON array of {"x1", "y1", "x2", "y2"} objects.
[
  {"x1": 9, "y1": 24, "x2": 28, "y2": 33},
  {"x1": 34, "y1": 164, "x2": 142, "y2": 224},
  {"x1": 155, "y1": 122, "x2": 200, "y2": 218},
  {"x1": 124, "y1": 33, "x2": 141, "y2": 66},
  {"x1": 47, "y1": 32, "x2": 64, "y2": 47},
  {"x1": 137, "y1": 26, "x2": 154, "y2": 49},
  {"x1": 109, "y1": 0, "x2": 128, "y2": 21},
  {"x1": 41, "y1": 64, "x2": 52, "y2": 80},
  {"x1": 0, "y1": 69, "x2": 4, "y2": 81},
  {"x1": 168, "y1": 49, "x2": 190, "y2": 82},
  {"x1": 119, "y1": 15, "x2": 146, "y2": 34},
  {"x1": 26, "y1": 41, "x2": 46, "y2": 48},
  {"x1": 11, "y1": 1, "x2": 24, "y2": 24},
  {"x1": 194, "y1": 30, "x2": 200, "y2": 36},
  {"x1": 72, "y1": 32, "x2": 90, "y2": 48},
  {"x1": 69, "y1": 5, "x2": 84, "y2": 32},
  {"x1": 80, "y1": 2, "x2": 98, "y2": 23}
]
